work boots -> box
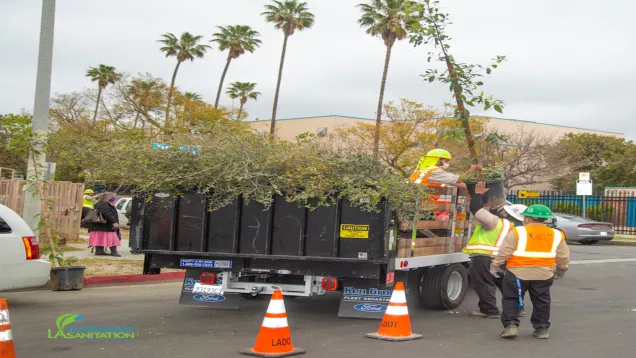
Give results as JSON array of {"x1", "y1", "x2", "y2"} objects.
[
  {"x1": 109, "y1": 246, "x2": 122, "y2": 257},
  {"x1": 500, "y1": 325, "x2": 518, "y2": 339},
  {"x1": 533, "y1": 328, "x2": 550, "y2": 339}
]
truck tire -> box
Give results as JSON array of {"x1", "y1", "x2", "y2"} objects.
[{"x1": 420, "y1": 264, "x2": 468, "y2": 310}]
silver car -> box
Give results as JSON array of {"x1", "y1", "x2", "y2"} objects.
[{"x1": 550, "y1": 213, "x2": 615, "y2": 245}]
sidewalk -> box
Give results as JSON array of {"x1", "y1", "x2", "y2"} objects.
[{"x1": 67, "y1": 238, "x2": 144, "y2": 260}]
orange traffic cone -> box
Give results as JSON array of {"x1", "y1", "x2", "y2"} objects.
[
  {"x1": 0, "y1": 298, "x2": 16, "y2": 358},
  {"x1": 366, "y1": 282, "x2": 422, "y2": 341},
  {"x1": 240, "y1": 290, "x2": 306, "y2": 357}
]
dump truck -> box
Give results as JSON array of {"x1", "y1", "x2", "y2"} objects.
[{"x1": 130, "y1": 186, "x2": 475, "y2": 318}]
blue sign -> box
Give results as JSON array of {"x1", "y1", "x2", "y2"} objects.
[
  {"x1": 353, "y1": 303, "x2": 387, "y2": 313},
  {"x1": 179, "y1": 259, "x2": 232, "y2": 269}
]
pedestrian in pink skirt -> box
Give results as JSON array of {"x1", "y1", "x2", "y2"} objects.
[{"x1": 88, "y1": 192, "x2": 121, "y2": 257}]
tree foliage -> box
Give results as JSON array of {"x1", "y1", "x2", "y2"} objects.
[{"x1": 0, "y1": 113, "x2": 32, "y2": 177}]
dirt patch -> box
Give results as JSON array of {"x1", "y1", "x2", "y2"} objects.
[{"x1": 76, "y1": 258, "x2": 181, "y2": 276}]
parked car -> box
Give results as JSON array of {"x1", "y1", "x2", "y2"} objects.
[
  {"x1": 551, "y1": 213, "x2": 615, "y2": 245},
  {"x1": 115, "y1": 197, "x2": 132, "y2": 226},
  {"x1": 0, "y1": 204, "x2": 51, "y2": 291}
]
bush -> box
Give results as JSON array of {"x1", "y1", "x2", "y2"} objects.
[
  {"x1": 551, "y1": 202, "x2": 581, "y2": 215},
  {"x1": 586, "y1": 205, "x2": 614, "y2": 222}
]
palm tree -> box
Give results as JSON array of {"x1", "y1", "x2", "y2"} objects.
[
  {"x1": 158, "y1": 32, "x2": 211, "y2": 125},
  {"x1": 211, "y1": 25, "x2": 261, "y2": 109},
  {"x1": 262, "y1": 0, "x2": 314, "y2": 139},
  {"x1": 184, "y1": 92, "x2": 203, "y2": 101},
  {"x1": 358, "y1": 0, "x2": 415, "y2": 157},
  {"x1": 226, "y1": 82, "x2": 260, "y2": 120},
  {"x1": 86, "y1": 64, "x2": 121, "y2": 123}
]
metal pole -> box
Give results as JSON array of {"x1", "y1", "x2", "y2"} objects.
[
  {"x1": 23, "y1": 0, "x2": 56, "y2": 234},
  {"x1": 582, "y1": 195, "x2": 587, "y2": 219}
]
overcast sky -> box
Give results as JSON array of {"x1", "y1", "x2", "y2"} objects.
[{"x1": 1, "y1": 0, "x2": 633, "y2": 138}]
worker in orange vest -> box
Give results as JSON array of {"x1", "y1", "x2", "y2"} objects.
[
  {"x1": 490, "y1": 204, "x2": 570, "y2": 339},
  {"x1": 409, "y1": 149, "x2": 482, "y2": 188}
]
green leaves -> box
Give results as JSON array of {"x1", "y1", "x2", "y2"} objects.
[
  {"x1": 486, "y1": 68, "x2": 491, "y2": 74},
  {"x1": 494, "y1": 104, "x2": 503, "y2": 113}
]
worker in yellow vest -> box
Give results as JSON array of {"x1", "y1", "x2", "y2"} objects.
[
  {"x1": 491, "y1": 204, "x2": 570, "y2": 339},
  {"x1": 82, "y1": 189, "x2": 98, "y2": 220},
  {"x1": 463, "y1": 182, "x2": 520, "y2": 318},
  {"x1": 409, "y1": 149, "x2": 482, "y2": 188}
]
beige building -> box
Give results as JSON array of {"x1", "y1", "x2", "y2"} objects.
[{"x1": 249, "y1": 115, "x2": 624, "y2": 141}]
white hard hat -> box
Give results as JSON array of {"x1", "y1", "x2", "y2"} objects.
[{"x1": 503, "y1": 204, "x2": 527, "y2": 222}]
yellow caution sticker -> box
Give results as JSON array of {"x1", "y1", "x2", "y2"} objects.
[{"x1": 340, "y1": 224, "x2": 370, "y2": 239}]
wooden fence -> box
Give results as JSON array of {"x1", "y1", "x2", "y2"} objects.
[{"x1": 0, "y1": 180, "x2": 84, "y2": 242}]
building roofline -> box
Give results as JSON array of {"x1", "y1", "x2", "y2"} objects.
[{"x1": 248, "y1": 114, "x2": 624, "y2": 136}]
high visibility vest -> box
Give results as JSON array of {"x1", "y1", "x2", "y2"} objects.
[
  {"x1": 463, "y1": 218, "x2": 511, "y2": 256},
  {"x1": 408, "y1": 166, "x2": 447, "y2": 187},
  {"x1": 82, "y1": 195, "x2": 94, "y2": 209},
  {"x1": 507, "y1": 226, "x2": 564, "y2": 268}
]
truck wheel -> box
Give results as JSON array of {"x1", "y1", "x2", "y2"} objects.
[{"x1": 420, "y1": 264, "x2": 467, "y2": 310}]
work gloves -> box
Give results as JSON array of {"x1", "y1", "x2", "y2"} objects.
[
  {"x1": 489, "y1": 263, "x2": 502, "y2": 278},
  {"x1": 554, "y1": 267, "x2": 567, "y2": 280}
]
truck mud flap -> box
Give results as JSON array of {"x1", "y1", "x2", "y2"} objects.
[
  {"x1": 178, "y1": 269, "x2": 240, "y2": 309},
  {"x1": 337, "y1": 279, "x2": 392, "y2": 319}
]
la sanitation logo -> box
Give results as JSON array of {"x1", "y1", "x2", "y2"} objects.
[{"x1": 48, "y1": 314, "x2": 135, "y2": 342}]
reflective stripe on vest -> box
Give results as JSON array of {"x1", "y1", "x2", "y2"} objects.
[
  {"x1": 83, "y1": 195, "x2": 94, "y2": 209},
  {"x1": 463, "y1": 218, "x2": 511, "y2": 255},
  {"x1": 507, "y1": 226, "x2": 563, "y2": 268},
  {"x1": 408, "y1": 167, "x2": 446, "y2": 187}
]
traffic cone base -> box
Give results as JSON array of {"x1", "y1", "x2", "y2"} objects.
[
  {"x1": 240, "y1": 290, "x2": 305, "y2": 357},
  {"x1": 366, "y1": 282, "x2": 422, "y2": 342}
]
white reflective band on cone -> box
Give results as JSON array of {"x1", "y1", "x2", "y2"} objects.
[
  {"x1": 0, "y1": 330, "x2": 13, "y2": 342},
  {"x1": 266, "y1": 299, "x2": 286, "y2": 314},
  {"x1": 385, "y1": 305, "x2": 409, "y2": 316},
  {"x1": 0, "y1": 309, "x2": 10, "y2": 325},
  {"x1": 390, "y1": 290, "x2": 407, "y2": 304},
  {"x1": 261, "y1": 317, "x2": 289, "y2": 328}
]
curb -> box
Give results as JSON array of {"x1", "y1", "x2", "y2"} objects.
[
  {"x1": 84, "y1": 271, "x2": 185, "y2": 287},
  {"x1": 598, "y1": 240, "x2": 636, "y2": 247}
]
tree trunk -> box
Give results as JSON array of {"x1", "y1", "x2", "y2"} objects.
[
  {"x1": 373, "y1": 43, "x2": 394, "y2": 158},
  {"x1": 443, "y1": 55, "x2": 478, "y2": 163},
  {"x1": 165, "y1": 60, "x2": 181, "y2": 126},
  {"x1": 92, "y1": 86, "x2": 102, "y2": 124},
  {"x1": 238, "y1": 101, "x2": 245, "y2": 120},
  {"x1": 214, "y1": 53, "x2": 232, "y2": 108},
  {"x1": 270, "y1": 34, "x2": 289, "y2": 140}
]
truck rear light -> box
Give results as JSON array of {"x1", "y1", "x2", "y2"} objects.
[
  {"x1": 200, "y1": 272, "x2": 216, "y2": 284},
  {"x1": 321, "y1": 277, "x2": 338, "y2": 291},
  {"x1": 22, "y1": 236, "x2": 40, "y2": 260}
]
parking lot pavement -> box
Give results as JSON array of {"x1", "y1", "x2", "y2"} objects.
[{"x1": 3, "y1": 245, "x2": 636, "y2": 358}]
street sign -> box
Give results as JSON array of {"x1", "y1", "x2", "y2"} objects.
[
  {"x1": 576, "y1": 180, "x2": 593, "y2": 196},
  {"x1": 518, "y1": 190, "x2": 540, "y2": 199},
  {"x1": 579, "y1": 172, "x2": 590, "y2": 181}
]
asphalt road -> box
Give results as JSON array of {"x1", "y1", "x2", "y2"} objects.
[{"x1": 4, "y1": 244, "x2": 636, "y2": 358}]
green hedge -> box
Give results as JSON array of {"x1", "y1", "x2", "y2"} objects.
[
  {"x1": 586, "y1": 205, "x2": 614, "y2": 222},
  {"x1": 551, "y1": 202, "x2": 581, "y2": 215}
]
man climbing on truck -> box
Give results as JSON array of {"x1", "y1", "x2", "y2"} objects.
[{"x1": 409, "y1": 149, "x2": 482, "y2": 189}]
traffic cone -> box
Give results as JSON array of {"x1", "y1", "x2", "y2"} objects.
[
  {"x1": 240, "y1": 290, "x2": 306, "y2": 357},
  {"x1": 366, "y1": 282, "x2": 423, "y2": 341},
  {"x1": 0, "y1": 298, "x2": 16, "y2": 358}
]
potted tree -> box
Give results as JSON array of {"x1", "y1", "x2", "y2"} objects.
[{"x1": 42, "y1": 236, "x2": 85, "y2": 291}]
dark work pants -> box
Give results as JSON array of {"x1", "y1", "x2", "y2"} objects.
[
  {"x1": 470, "y1": 256, "x2": 502, "y2": 315},
  {"x1": 501, "y1": 270, "x2": 554, "y2": 329}
]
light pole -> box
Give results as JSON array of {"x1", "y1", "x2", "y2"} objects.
[{"x1": 23, "y1": 0, "x2": 56, "y2": 234}]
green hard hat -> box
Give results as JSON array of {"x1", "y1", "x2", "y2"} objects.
[
  {"x1": 426, "y1": 148, "x2": 452, "y2": 160},
  {"x1": 522, "y1": 204, "x2": 553, "y2": 219},
  {"x1": 84, "y1": 189, "x2": 94, "y2": 194}
]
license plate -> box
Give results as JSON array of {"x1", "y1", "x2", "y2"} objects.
[
  {"x1": 192, "y1": 283, "x2": 223, "y2": 295},
  {"x1": 600, "y1": 232, "x2": 608, "y2": 236}
]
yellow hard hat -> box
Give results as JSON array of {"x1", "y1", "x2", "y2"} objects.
[{"x1": 426, "y1": 149, "x2": 452, "y2": 160}]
